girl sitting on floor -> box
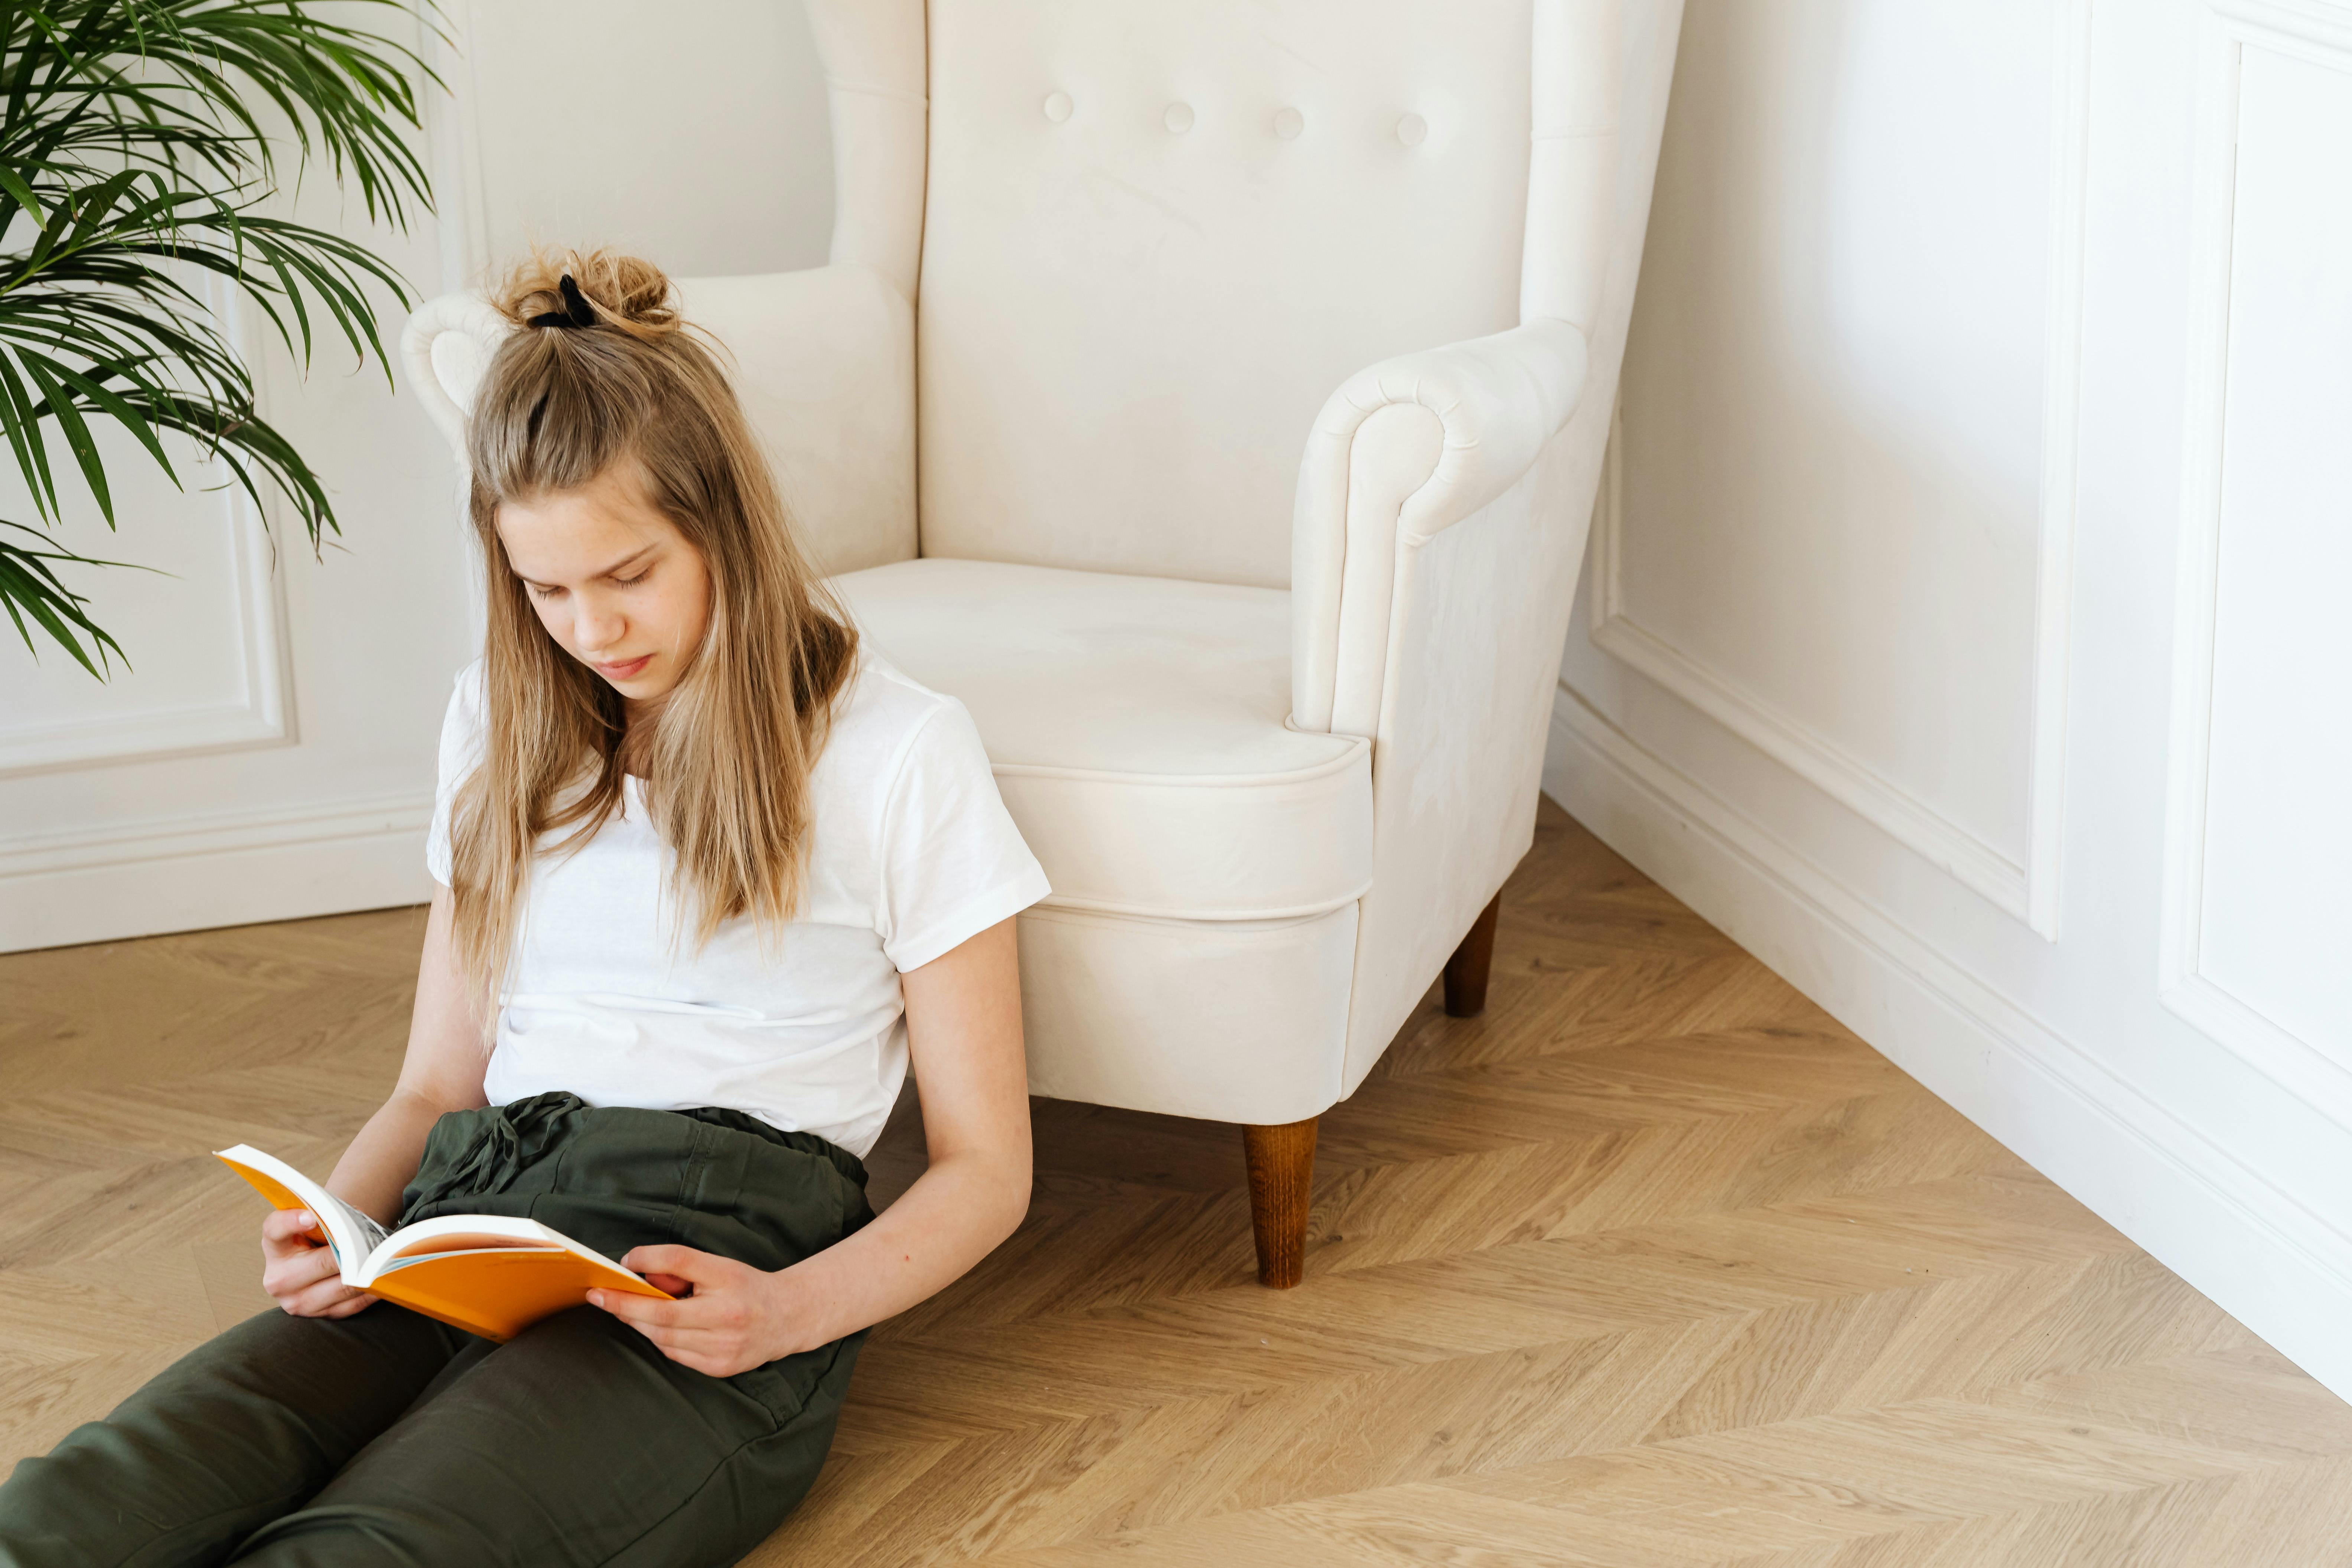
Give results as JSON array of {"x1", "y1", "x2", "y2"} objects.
[{"x1": 0, "y1": 248, "x2": 1048, "y2": 1567}]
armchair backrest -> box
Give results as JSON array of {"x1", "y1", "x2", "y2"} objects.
[{"x1": 813, "y1": 0, "x2": 1587, "y2": 591}]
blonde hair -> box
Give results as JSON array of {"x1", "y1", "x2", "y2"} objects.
[{"x1": 449, "y1": 246, "x2": 857, "y2": 1016}]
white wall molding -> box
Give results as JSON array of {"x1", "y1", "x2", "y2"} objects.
[
  {"x1": 2019, "y1": 0, "x2": 2096, "y2": 941},
  {"x1": 0, "y1": 789, "x2": 433, "y2": 879},
  {"x1": 2157, "y1": 0, "x2": 2352, "y2": 1134},
  {"x1": 417, "y1": 0, "x2": 493, "y2": 297},
  {"x1": 0, "y1": 275, "x2": 293, "y2": 780},
  {"x1": 1586, "y1": 0, "x2": 2094, "y2": 939},
  {"x1": 415, "y1": 0, "x2": 499, "y2": 662},
  {"x1": 0, "y1": 492, "x2": 287, "y2": 777},
  {"x1": 0, "y1": 790, "x2": 434, "y2": 951},
  {"x1": 1544, "y1": 680, "x2": 2352, "y2": 1404}
]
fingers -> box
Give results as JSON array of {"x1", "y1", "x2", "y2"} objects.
[
  {"x1": 256, "y1": 1206, "x2": 379, "y2": 1320},
  {"x1": 589, "y1": 1275, "x2": 767, "y2": 1374},
  {"x1": 261, "y1": 1207, "x2": 328, "y2": 1252},
  {"x1": 593, "y1": 1277, "x2": 753, "y2": 1331},
  {"x1": 263, "y1": 1233, "x2": 348, "y2": 1312},
  {"x1": 278, "y1": 1277, "x2": 368, "y2": 1318},
  {"x1": 620, "y1": 1244, "x2": 707, "y2": 1279},
  {"x1": 601, "y1": 1316, "x2": 746, "y2": 1372},
  {"x1": 592, "y1": 1249, "x2": 788, "y2": 1376},
  {"x1": 590, "y1": 1287, "x2": 735, "y2": 1346},
  {"x1": 611, "y1": 1246, "x2": 742, "y2": 1310},
  {"x1": 588, "y1": 1287, "x2": 688, "y2": 1329},
  {"x1": 264, "y1": 1239, "x2": 342, "y2": 1295}
]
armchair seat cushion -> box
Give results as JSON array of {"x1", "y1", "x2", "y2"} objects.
[{"x1": 832, "y1": 558, "x2": 1373, "y2": 923}]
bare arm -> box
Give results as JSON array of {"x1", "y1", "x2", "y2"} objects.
[
  {"x1": 262, "y1": 883, "x2": 493, "y2": 1317},
  {"x1": 325, "y1": 883, "x2": 495, "y2": 1220},
  {"x1": 593, "y1": 916, "x2": 1032, "y2": 1375}
]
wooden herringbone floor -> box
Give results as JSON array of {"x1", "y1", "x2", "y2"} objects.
[{"x1": 4, "y1": 801, "x2": 2350, "y2": 1565}]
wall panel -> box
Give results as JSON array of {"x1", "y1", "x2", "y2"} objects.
[
  {"x1": 2160, "y1": 5, "x2": 2352, "y2": 1128},
  {"x1": 0, "y1": 476, "x2": 285, "y2": 778},
  {"x1": 1552, "y1": 0, "x2": 2352, "y2": 1404},
  {"x1": 1589, "y1": 0, "x2": 2084, "y2": 928}
]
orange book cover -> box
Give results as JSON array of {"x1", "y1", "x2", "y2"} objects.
[{"x1": 215, "y1": 1144, "x2": 673, "y2": 1342}]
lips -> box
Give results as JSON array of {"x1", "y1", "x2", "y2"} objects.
[{"x1": 591, "y1": 653, "x2": 653, "y2": 680}]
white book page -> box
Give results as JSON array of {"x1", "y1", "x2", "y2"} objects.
[
  {"x1": 214, "y1": 1144, "x2": 389, "y2": 1280},
  {"x1": 359, "y1": 1214, "x2": 646, "y2": 1288}
]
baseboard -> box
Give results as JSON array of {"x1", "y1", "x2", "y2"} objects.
[
  {"x1": 0, "y1": 793, "x2": 436, "y2": 952},
  {"x1": 1544, "y1": 680, "x2": 2352, "y2": 1404}
]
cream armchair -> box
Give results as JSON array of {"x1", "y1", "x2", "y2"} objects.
[{"x1": 404, "y1": 0, "x2": 1682, "y2": 1287}]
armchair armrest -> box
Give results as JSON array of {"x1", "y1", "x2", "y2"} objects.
[
  {"x1": 400, "y1": 290, "x2": 507, "y2": 458},
  {"x1": 398, "y1": 262, "x2": 917, "y2": 577},
  {"x1": 1290, "y1": 317, "x2": 1590, "y2": 734}
]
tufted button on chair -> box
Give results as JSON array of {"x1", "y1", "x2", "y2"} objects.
[{"x1": 404, "y1": 0, "x2": 1683, "y2": 1288}]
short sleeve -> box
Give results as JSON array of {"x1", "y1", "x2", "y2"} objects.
[
  {"x1": 424, "y1": 660, "x2": 487, "y2": 887},
  {"x1": 878, "y1": 697, "x2": 1052, "y2": 971}
]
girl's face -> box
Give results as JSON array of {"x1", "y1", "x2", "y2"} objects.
[{"x1": 498, "y1": 461, "x2": 712, "y2": 714}]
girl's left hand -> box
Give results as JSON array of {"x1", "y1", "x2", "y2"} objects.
[{"x1": 588, "y1": 1244, "x2": 818, "y2": 1377}]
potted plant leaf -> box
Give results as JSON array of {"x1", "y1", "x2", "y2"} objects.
[{"x1": 0, "y1": 0, "x2": 438, "y2": 677}]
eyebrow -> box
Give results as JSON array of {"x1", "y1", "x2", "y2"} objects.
[
  {"x1": 596, "y1": 545, "x2": 659, "y2": 579},
  {"x1": 523, "y1": 544, "x2": 657, "y2": 587}
]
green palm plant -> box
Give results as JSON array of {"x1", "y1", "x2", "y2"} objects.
[{"x1": 1, "y1": 0, "x2": 439, "y2": 678}]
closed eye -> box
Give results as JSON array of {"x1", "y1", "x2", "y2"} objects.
[{"x1": 612, "y1": 568, "x2": 651, "y2": 587}]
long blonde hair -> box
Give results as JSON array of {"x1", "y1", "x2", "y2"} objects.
[{"x1": 449, "y1": 246, "x2": 857, "y2": 1014}]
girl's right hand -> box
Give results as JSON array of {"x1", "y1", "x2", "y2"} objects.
[{"x1": 260, "y1": 1208, "x2": 378, "y2": 1319}]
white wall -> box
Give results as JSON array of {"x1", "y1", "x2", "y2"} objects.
[
  {"x1": 1547, "y1": 0, "x2": 2352, "y2": 1402},
  {"x1": 445, "y1": 0, "x2": 834, "y2": 285},
  {"x1": 0, "y1": 0, "x2": 834, "y2": 952}
]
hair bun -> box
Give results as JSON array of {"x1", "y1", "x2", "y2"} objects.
[{"x1": 492, "y1": 246, "x2": 680, "y2": 342}]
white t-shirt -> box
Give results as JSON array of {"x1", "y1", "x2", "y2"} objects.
[{"x1": 424, "y1": 653, "x2": 1050, "y2": 1160}]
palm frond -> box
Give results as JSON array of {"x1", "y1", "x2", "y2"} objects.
[
  {"x1": 0, "y1": 0, "x2": 444, "y2": 675},
  {"x1": 0, "y1": 516, "x2": 147, "y2": 676}
]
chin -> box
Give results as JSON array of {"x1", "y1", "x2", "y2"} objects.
[{"x1": 610, "y1": 670, "x2": 675, "y2": 702}]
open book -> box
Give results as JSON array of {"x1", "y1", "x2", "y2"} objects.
[{"x1": 216, "y1": 1144, "x2": 673, "y2": 1342}]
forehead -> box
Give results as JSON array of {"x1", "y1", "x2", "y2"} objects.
[{"x1": 496, "y1": 464, "x2": 674, "y2": 580}]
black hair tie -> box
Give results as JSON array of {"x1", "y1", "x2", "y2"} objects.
[{"x1": 527, "y1": 273, "x2": 598, "y2": 329}]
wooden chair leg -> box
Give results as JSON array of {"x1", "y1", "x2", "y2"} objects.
[
  {"x1": 1242, "y1": 1117, "x2": 1317, "y2": 1288},
  {"x1": 1444, "y1": 891, "x2": 1502, "y2": 1017}
]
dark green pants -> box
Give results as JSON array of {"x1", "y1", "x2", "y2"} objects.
[{"x1": 0, "y1": 1092, "x2": 878, "y2": 1568}]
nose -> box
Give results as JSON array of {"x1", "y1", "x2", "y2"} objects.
[{"x1": 574, "y1": 594, "x2": 626, "y2": 654}]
